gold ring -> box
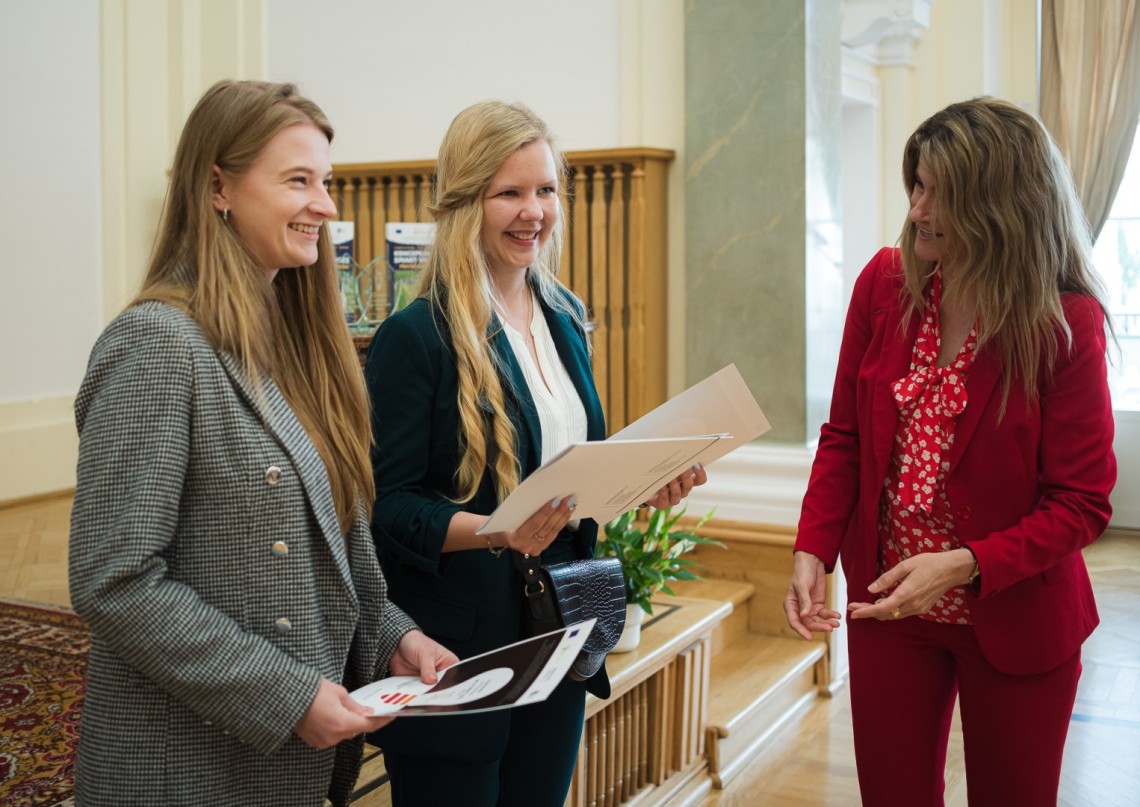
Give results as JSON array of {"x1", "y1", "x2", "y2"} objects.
[{"x1": 891, "y1": 607, "x2": 902, "y2": 619}]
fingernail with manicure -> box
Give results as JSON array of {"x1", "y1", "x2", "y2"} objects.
[{"x1": 551, "y1": 497, "x2": 562, "y2": 508}]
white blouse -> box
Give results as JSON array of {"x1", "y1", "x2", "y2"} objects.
[{"x1": 496, "y1": 290, "x2": 589, "y2": 465}]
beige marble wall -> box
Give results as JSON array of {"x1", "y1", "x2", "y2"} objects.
[{"x1": 685, "y1": 0, "x2": 843, "y2": 443}]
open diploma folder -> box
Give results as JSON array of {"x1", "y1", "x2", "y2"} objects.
[
  {"x1": 477, "y1": 364, "x2": 770, "y2": 535},
  {"x1": 349, "y1": 620, "x2": 595, "y2": 716}
]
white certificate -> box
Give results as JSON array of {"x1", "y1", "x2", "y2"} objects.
[
  {"x1": 476, "y1": 435, "x2": 729, "y2": 534},
  {"x1": 477, "y1": 364, "x2": 769, "y2": 534}
]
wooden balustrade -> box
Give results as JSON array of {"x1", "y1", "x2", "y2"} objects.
[
  {"x1": 567, "y1": 596, "x2": 728, "y2": 807},
  {"x1": 334, "y1": 147, "x2": 674, "y2": 432}
]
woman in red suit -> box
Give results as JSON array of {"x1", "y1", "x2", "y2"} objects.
[{"x1": 785, "y1": 97, "x2": 1116, "y2": 806}]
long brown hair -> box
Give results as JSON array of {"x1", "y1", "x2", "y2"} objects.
[
  {"x1": 135, "y1": 80, "x2": 371, "y2": 532},
  {"x1": 898, "y1": 96, "x2": 1110, "y2": 409},
  {"x1": 420, "y1": 100, "x2": 584, "y2": 504}
]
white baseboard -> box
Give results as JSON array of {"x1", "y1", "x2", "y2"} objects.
[
  {"x1": 0, "y1": 396, "x2": 78, "y2": 501},
  {"x1": 683, "y1": 443, "x2": 815, "y2": 528}
]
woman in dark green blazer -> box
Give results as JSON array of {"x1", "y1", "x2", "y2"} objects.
[{"x1": 365, "y1": 101, "x2": 703, "y2": 806}]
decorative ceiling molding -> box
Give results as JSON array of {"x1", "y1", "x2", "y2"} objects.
[{"x1": 841, "y1": 0, "x2": 933, "y2": 67}]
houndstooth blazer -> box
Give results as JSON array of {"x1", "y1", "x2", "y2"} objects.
[{"x1": 69, "y1": 301, "x2": 416, "y2": 807}]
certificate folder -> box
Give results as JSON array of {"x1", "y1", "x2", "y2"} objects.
[
  {"x1": 477, "y1": 435, "x2": 729, "y2": 534},
  {"x1": 478, "y1": 364, "x2": 769, "y2": 534}
]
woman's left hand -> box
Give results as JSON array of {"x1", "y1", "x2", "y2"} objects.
[
  {"x1": 389, "y1": 629, "x2": 459, "y2": 684},
  {"x1": 848, "y1": 548, "x2": 975, "y2": 620},
  {"x1": 645, "y1": 463, "x2": 707, "y2": 509}
]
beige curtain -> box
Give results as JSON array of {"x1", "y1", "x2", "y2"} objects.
[{"x1": 1041, "y1": 0, "x2": 1140, "y2": 238}]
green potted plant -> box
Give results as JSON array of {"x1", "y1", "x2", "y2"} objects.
[{"x1": 595, "y1": 505, "x2": 722, "y2": 652}]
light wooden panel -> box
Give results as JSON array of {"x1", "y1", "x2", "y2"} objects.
[{"x1": 665, "y1": 516, "x2": 842, "y2": 690}]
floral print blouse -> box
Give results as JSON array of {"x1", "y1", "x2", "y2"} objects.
[{"x1": 878, "y1": 270, "x2": 978, "y2": 624}]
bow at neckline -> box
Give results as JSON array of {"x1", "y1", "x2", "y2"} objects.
[{"x1": 890, "y1": 271, "x2": 976, "y2": 514}]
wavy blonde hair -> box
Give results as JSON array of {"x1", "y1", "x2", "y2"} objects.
[
  {"x1": 898, "y1": 96, "x2": 1110, "y2": 409},
  {"x1": 135, "y1": 80, "x2": 371, "y2": 532},
  {"x1": 420, "y1": 100, "x2": 585, "y2": 504}
]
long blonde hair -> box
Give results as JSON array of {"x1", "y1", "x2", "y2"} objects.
[
  {"x1": 898, "y1": 97, "x2": 1110, "y2": 408},
  {"x1": 135, "y1": 80, "x2": 371, "y2": 532},
  {"x1": 420, "y1": 100, "x2": 584, "y2": 504}
]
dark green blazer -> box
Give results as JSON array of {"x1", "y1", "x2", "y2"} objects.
[{"x1": 364, "y1": 288, "x2": 606, "y2": 762}]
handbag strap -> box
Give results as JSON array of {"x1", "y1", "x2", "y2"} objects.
[{"x1": 511, "y1": 551, "x2": 561, "y2": 630}]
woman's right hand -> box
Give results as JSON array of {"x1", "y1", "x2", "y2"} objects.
[
  {"x1": 783, "y1": 550, "x2": 842, "y2": 641},
  {"x1": 294, "y1": 677, "x2": 396, "y2": 749},
  {"x1": 485, "y1": 495, "x2": 577, "y2": 555}
]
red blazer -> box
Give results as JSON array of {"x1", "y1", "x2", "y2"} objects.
[{"x1": 796, "y1": 248, "x2": 1116, "y2": 675}]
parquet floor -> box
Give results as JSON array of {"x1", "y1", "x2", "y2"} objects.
[
  {"x1": 0, "y1": 494, "x2": 73, "y2": 607},
  {"x1": 697, "y1": 531, "x2": 1140, "y2": 807},
  {"x1": 3, "y1": 492, "x2": 1137, "y2": 806}
]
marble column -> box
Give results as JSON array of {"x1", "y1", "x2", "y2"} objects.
[{"x1": 685, "y1": 0, "x2": 844, "y2": 446}]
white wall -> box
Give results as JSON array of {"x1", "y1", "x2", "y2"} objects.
[
  {"x1": 0, "y1": 1, "x2": 102, "y2": 499},
  {"x1": 0, "y1": 2, "x2": 102, "y2": 403},
  {"x1": 0, "y1": 0, "x2": 265, "y2": 502},
  {"x1": 266, "y1": 0, "x2": 623, "y2": 163}
]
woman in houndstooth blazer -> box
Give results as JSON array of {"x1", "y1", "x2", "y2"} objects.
[{"x1": 68, "y1": 80, "x2": 456, "y2": 807}]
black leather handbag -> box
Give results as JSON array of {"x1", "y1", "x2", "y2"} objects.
[{"x1": 513, "y1": 553, "x2": 627, "y2": 681}]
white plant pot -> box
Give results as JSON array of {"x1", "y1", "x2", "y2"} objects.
[{"x1": 611, "y1": 603, "x2": 645, "y2": 653}]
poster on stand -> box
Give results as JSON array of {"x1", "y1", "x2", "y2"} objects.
[
  {"x1": 329, "y1": 221, "x2": 357, "y2": 324},
  {"x1": 386, "y1": 222, "x2": 435, "y2": 314}
]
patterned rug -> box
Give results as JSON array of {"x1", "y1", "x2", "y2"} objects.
[{"x1": 0, "y1": 599, "x2": 87, "y2": 806}]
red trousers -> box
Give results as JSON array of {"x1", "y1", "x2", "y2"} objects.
[{"x1": 847, "y1": 615, "x2": 1081, "y2": 807}]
